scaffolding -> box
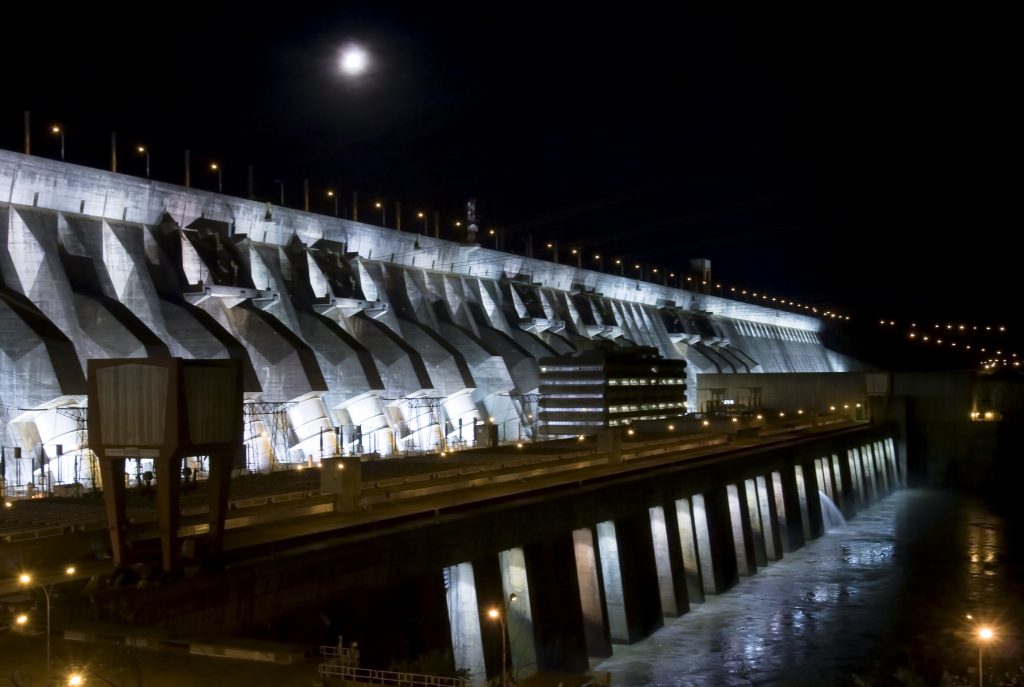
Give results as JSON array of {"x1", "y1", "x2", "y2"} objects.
[
  {"x1": 243, "y1": 400, "x2": 296, "y2": 471},
  {"x1": 399, "y1": 396, "x2": 448, "y2": 453},
  {"x1": 54, "y1": 405, "x2": 94, "y2": 491}
]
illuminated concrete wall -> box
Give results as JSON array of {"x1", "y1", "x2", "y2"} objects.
[
  {"x1": 674, "y1": 497, "x2": 705, "y2": 603},
  {"x1": 572, "y1": 527, "x2": 612, "y2": 660},
  {"x1": 793, "y1": 465, "x2": 812, "y2": 541},
  {"x1": 1, "y1": 150, "x2": 864, "y2": 488},
  {"x1": 744, "y1": 478, "x2": 768, "y2": 568},
  {"x1": 498, "y1": 547, "x2": 537, "y2": 680},
  {"x1": 727, "y1": 483, "x2": 754, "y2": 576},
  {"x1": 755, "y1": 475, "x2": 779, "y2": 561},
  {"x1": 648, "y1": 505, "x2": 681, "y2": 616},
  {"x1": 445, "y1": 562, "x2": 486, "y2": 685},
  {"x1": 691, "y1": 494, "x2": 717, "y2": 595},
  {"x1": 595, "y1": 520, "x2": 627, "y2": 642}
]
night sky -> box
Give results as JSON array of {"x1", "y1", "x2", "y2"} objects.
[{"x1": 2, "y1": 5, "x2": 1017, "y2": 364}]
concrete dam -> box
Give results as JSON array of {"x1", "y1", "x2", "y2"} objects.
[{"x1": 0, "y1": 149, "x2": 864, "y2": 494}]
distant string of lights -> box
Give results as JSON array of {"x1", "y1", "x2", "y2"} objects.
[
  {"x1": 31, "y1": 115, "x2": 1023, "y2": 369},
  {"x1": 877, "y1": 320, "x2": 1019, "y2": 369}
]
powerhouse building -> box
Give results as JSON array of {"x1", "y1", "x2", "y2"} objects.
[{"x1": 538, "y1": 346, "x2": 687, "y2": 435}]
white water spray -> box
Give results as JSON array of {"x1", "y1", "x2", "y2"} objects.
[{"x1": 819, "y1": 490, "x2": 847, "y2": 532}]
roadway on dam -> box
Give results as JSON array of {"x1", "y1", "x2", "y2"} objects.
[{"x1": 1, "y1": 419, "x2": 863, "y2": 591}]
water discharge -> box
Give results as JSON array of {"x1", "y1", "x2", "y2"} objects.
[
  {"x1": 594, "y1": 488, "x2": 1024, "y2": 686},
  {"x1": 819, "y1": 489, "x2": 846, "y2": 532}
]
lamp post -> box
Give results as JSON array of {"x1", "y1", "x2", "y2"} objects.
[
  {"x1": 487, "y1": 593, "x2": 518, "y2": 687},
  {"x1": 487, "y1": 607, "x2": 505, "y2": 686},
  {"x1": 51, "y1": 125, "x2": 65, "y2": 161},
  {"x1": 274, "y1": 179, "x2": 285, "y2": 205},
  {"x1": 978, "y1": 625, "x2": 994, "y2": 687},
  {"x1": 136, "y1": 145, "x2": 150, "y2": 178},
  {"x1": 18, "y1": 566, "x2": 76, "y2": 681},
  {"x1": 210, "y1": 163, "x2": 222, "y2": 193},
  {"x1": 327, "y1": 190, "x2": 339, "y2": 216},
  {"x1": 546, "y1": 241, "x2": 559, "y2": 264},
  {"x1": 375, "y1": 201, "x2": 386, "y2": 227},
  {"x1": 417, "y1": 211, "x2": 428, "y2": 232}
]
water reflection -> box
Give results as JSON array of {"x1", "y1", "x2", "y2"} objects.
[{"x1": 595, "y1": 488, "x2": 1024, "y2": 686}]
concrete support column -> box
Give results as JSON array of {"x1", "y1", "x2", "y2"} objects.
[
  {"x1": 876, "y1": 441, "x2": 892, "y2": 494},
  {"x1": 674, "y1": 498, "x2": 705, "y2": 603},
  {"x1": 155, "y1": 452, "x2": 182, "y2": 572},
  {"x1": 775, "y1": 468, "x2": 805, "y2": 553},
  {"x1": 595, "y1": 520, "x2": 626, "y2": 643},
  {"x1": 445, "y1": 562, "x2": 486, "y2": 683},
  {"x1": 857, "y1": 447, "x2": 875, "y2": 503},
  {"x1": 836, "y1": 451, "x2": 858, "y2": 519},
  {"x1": 649, "y1": 505, "x2": 688, "y2": 617},
  {"x1": 755, "y1": 475, "x2": 781, "y2": 561},
  {"x1": 860, "y1": 445, "x2": 875, "y2": 501},
  {"x1": 692, "y1": 489, "x2": 739, "y2": 594},
  {"x1": 831, "y1": 454, "x2": 849, "y2": 516},
  {"x1": 597, "y1": 430, "x2": 622, "y2": 464},
  {"x1": 727, "y1": 483, "x2": 756, "y2": 576},
  {"x1": 206, "y1": 447, "x2": 236, "y2": 562},
  {"x1": 744, "y1": 478, "x2": 768, "y2": 568},
  {"x1": 499, "y1": 548, "x2": 538, "y2": 680},
  {"x1": 596, "y1": 513, "x2": 662, "y2": 643},
  {"x1": 98, "y1": 454, "x2": 128, "y2": 567},
  {"x1": 866, "y1": 446, "x2": 879, "y2": 502},
  {"x1": 887, "y1": 437, "x2": 904, "y2": 488},
  {"x1": 793, "y1": 464, "x2": 812, "y2": 541},
  {"x1": 858, "y1": 448, "x2": 872, "y2": 503},
  {"x1": 886, "y1": 436, "x2": 903, "y2": 488},
  {"x1": 798, "y1": 459, "x2": 825, "y2": 541},
  {"x1": 870, "y1": 445, "x2": 882, "y2": 498},
  {"x1": 867, "y1": 443, "x2": 881, "y2": 495},
  {"x1": 572, "y1": 527, "x2": 612, "y2": 661},
  {"x1": 817, "y1": 457, "x2": 835, "y2": 504},
  {"x1": 847, "y1": 449, "x2": 864, "y2": 510},
  {"x1": 321, "y1": 455, "x2": 363, "y2": 512},
  {"x1": 524, "y1": 534, "x2": 590, "y2": 674}
]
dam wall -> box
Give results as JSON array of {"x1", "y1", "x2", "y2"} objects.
[{"x1": 0, "y1": 150, "x2": 865, "y2": 489}]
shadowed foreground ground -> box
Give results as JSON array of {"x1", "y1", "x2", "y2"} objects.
[{"x1": 0, "y1": 632, "x2": 321, "y2": 687}]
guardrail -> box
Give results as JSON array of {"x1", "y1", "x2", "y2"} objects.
[{"x1": 318, "y1": 664, "x2": 469, "y2": 687}]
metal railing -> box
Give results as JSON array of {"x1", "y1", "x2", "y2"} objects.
[{"x1": 317, "y1": 664, "x2": 470, "y2": 687}]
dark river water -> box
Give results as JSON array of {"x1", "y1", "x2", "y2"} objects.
[{"x1": 594, "y1": 488, "x2": 1024, "y2": 686}]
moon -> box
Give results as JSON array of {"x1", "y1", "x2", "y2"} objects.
[{"x1": 339, "y1": 45, "x2": 368, "y2": 76}]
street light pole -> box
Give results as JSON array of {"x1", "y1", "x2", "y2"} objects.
[
  {"x1": 328, "y1": 190, "x2": 339, "y2": 216},
  {"x1": 51, "y1": 125, "x2": 64, "y2": 161},
  {"x1": 375, "y1": 201, "x2": 386, "y2": 227},
  {"x1": 978, "y1": 626, "x2": 993, "y2": 687},
  {"x1": 19, "y1": 566, "x2": 75, "y2": 682},
  {"x1": 210, "y1": 163, "x2": 222, "y2": 193},
  {"x1": 487, "y1": 592, "x2": 518, "y2": 687},
  {"x1": 488, "y1": 608, "x2": 507, "y2": 687},
  {"x1": 137, "y1": 145, "x2": 150, "y2": 178},
  {"x1": 274, "y1": 180, "x2": 285, "y2": 206}
]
